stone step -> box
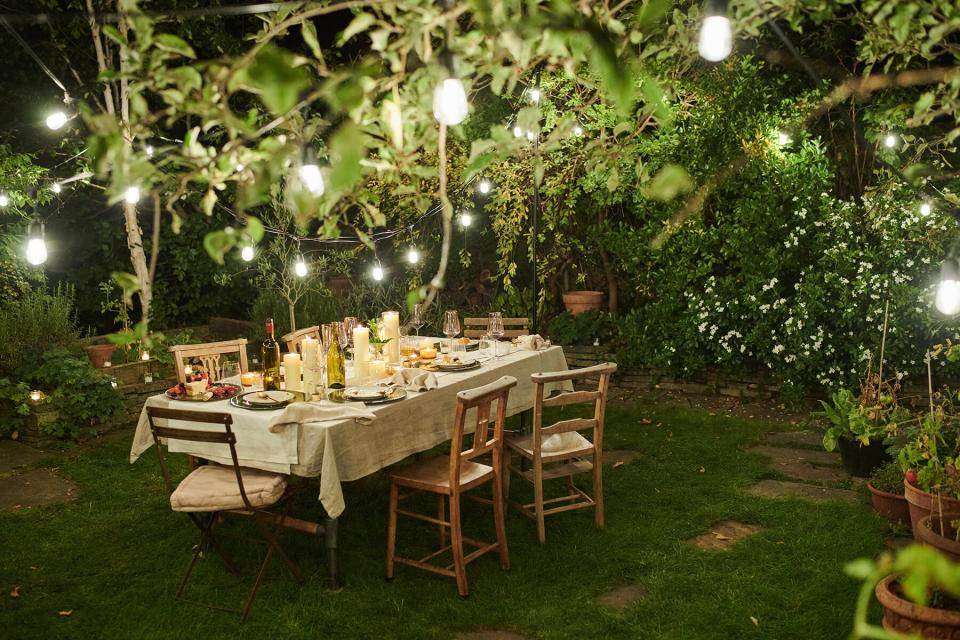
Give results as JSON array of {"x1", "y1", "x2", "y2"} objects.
[
  {"x1": 762, "y1": 431, "x2": 823, "y2": 448},
  {"x1": 595, "y1": 583, "x2": 646, "y2": 611},
  {"x1": 764, "y1": 459, "x2": 848, "y2": 484},
  {"x1": 688, "y1": 521, "x2": 763, "y2": 551},
  {"x1": 747, "y1": 479, "x2": 857, "y2": 503},
  {"x1": 0, "y1": 468, "x2": 77, "y2": 510},
  {"x1": 746, "y1": 445, "x2": 841, "y2": 467}
]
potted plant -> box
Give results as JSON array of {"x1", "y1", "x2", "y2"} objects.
[
  {"x1": 816, "y1": 388, "x2": 898, "y2": 477},
  {"x1": 868, "y1": 462, "x2": 910, "y2": 524},
  {"x1": 561, "y1": 290, "x2": 605, "y2": 315},
  {"x1": 916, "y1": 513, "x2": 960, "y2": 562},
  {"x1": 899, "y1": 409, "x2": 960, "y2": 538}
]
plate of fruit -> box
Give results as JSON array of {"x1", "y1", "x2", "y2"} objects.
[{"x1": 165, "y1": 377, "x2": 241, "y2": 402}]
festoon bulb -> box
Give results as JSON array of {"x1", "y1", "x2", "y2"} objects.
[
  {"x1": 241, "y1": 245, "x2": 255, "y2": 262},
  {"x1": 25, "y1": 223, "x2": 47, "y2": 266},
  {"x1": 372, "y1": 264, "x2": 385, "y2": 281},
  {"x1": 698, "y1": 1, "x2": 733, "y2": 62},
  {"x1": 45, "y1": 110, "x2": 68, "y2": 130},
  {"x1": 432, "y1": 52, "x2": 468, "y2": 126},
  {"x1": 407, "y1": 247, "x2": 420, "y2": 264},
  {"x1": 294, "y1": 256, "x2": 308, "y2": 277},
  {"x1": 299, "y1": 148, "x2": 325, "y2": 196},
  {"x1": 936, "y1": 259, "x2": 960, "y2": 315}
]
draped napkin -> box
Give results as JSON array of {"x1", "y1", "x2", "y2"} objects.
[
  {"x1": 390, "y1": 368, "x2": 439, "y2": 392},
  {"x1": 517, "y1": 334, "x2": 548, "y2": 351},
  {"x1": 268, "y1": 401, "x2": 376, "y2": 433}
]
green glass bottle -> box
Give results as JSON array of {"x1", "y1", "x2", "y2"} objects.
[
  {"x1": 261, "y1": 318, "x2": 281, "y2": 391},
  {"x1": 326, "y1": 322, "x2": 346, "y2": 389}
]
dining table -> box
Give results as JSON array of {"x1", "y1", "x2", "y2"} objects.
[{"x1": 129, "y1": 341, "x2": 573, "y2": 586}]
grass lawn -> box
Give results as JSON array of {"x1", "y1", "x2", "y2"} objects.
[{"x1": 0, "y1": 401, "x2": 888, "y2": 639}]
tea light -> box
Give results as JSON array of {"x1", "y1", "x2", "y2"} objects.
[
  {"x1": 354, "y1": 360, "x2": 371, "y2": 381},
  {"x1": 104, "y1": 361, "x2": 112, "y2": 367},
  {"x1": 141, "y1": 351, "x2": 150, "y2": 361},
  {"x1": 110, "y1": 378, "x2": 118, "y2": 388},
  {"x1": 419, "y1": 337, "x2": 434, "y2": 351},
  {"x1": 419, "y1": 347, "x2": 437, "y2": 360},
  {"x1": 240, "y1": 372, "x2": 257, "y2": 387},
  {"x1": 29, "y1": 390, "x2": 43, "y2": 402},
  {"x1": 184, "y1": 364, "x2": 193, "y2": 375},
  {"x1": 370, "y1": 359, "x2": 386, "y2": 379}
]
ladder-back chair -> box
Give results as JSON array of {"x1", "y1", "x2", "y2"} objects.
[
  {"x1": 463, "y1": 317, "x2": 530, "y2": 339},
  {"x1": 504, "y1": 362, "x2": 617, "y2": 544},
  {"x1": 386, "y1": 375, "x2": 517, "y2": 597},
  {"x1": 281, "y1": 326, "x2": 320, "y2": 354},
  {"x1": 144, "y1": 406, "x2": 302, "y2": 622},
  {"x1": 168, "y1": 339, "x2": 249, "y2": 383}
]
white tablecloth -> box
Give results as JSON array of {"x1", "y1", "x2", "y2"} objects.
[{"x1": 130, "y1": 344, "x2": 573, "y2": 518}]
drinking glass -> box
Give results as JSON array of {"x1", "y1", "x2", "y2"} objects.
[
  {"x1": 489, "y1": 312, "x2": 505, "y2": 359},
  {"x1": 411, "y1": 303, "x2": 425, "y2": 337},
  {"x1": 342, "y1": 316, "x2": 359, "y2": 359},
  {"x1": 221, "y1": 361, "x2": 241, "y2": 382},
  {"x1": 443, "y1": 310, "x2": 461, "y2": 354}
]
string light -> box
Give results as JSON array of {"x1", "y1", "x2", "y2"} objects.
[
  {"x1": 0, "y1": 194, "x2": 9, "y2": 207},
  {"x1": 51, "y1": 182, "x2": 61, "y2": 194},
  {"x1": 124, "y1": 186, "x2": 141, "y2": 204},
  {"x1": 241, "y1": 245, "x2": 255, "y2": 261},
  {"x1": 372, "y1": 263, "x2": 385, "y2": 281},
  {"x1": 777, "y1": 130, "x2": 790, "y2": 146},
  {"x1": 407, "y1": 246, "x2": 420, "y2": 264},
  {"x1": 25, "y1": 222, "x2": 47, "y2": 266},
  {"x1": 920, "y1": 202, "x2": 933, "y2": 217},
  {"x1": 884, "y1": 133, "x2": 897, "y2": 148},
  {"x1": 299, "y1": 147, "x2": 325, "y2": 196},
  {"x1": 477, "y1": 178, "x2": 492, "y2": 194},
  {"x1": 145, "y1": 144, "x2": 154, "y2": 157},
  {"x1": 433, "y1": 51, "x2": 468, "y2": 126},
  {"x1": 526, "y1": 130, "x2": 536, "y2": 142},
  {"x1": 460, "y1": 211, "x2": 473, "y2": 227},
  {"x1": 937, "y1": 259, "x2": 960, "y2": 315},
  {"x1": 512, "y1": 126, "x2": 523, "y2": 138},
  {"x1": 530, "y1": 87, "x2": 541, "y2": 104},
  {"x1": 294, "y1": 255, "x2": 308, "y2": 277},
  {"x1": 573, "y1": 124, "x2": 584, "y2": 137},
  {"x1": 698, "y1": 0, "x2": 732, "y2": 62},
  {"x1": 45, "y1": 110, "x2": 68, "y2": 130}
]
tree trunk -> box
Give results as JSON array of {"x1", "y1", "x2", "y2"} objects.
[
  {"x1": 123, "y1": 201, "x2": 153, "y2": 323},
  {"x1": 288, "y1": 300, "x2": 297, "y2": 333}
]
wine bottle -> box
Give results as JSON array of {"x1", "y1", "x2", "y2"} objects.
[
  {"x1": 326, "y1": 323, "x2": 346, "y2": 389},
  {"x1": 261, "y1": 318, "x2": 281, "y2": 391}
]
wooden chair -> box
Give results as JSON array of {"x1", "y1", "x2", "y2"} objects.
[
  {"x1": 386, "y1": 375, "x2": 517, "y2": 597},
  {"x1": 463, "y1": 317, "x2": 530, "y2": 339},
  {"x1": 168, "y1": 339, "x2": 248, "y2": 383},
  {"x1": 504, "y1": 362, "x2": 617, "y2": 544},
  {"x1": 144, "y1": 407, "x2": 303, "y2": 622},
  {"x1": 281, "y1": 326, "x2": 320, "y2": 354}
]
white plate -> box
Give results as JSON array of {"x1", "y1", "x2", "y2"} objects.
[
  {"x1": 246, "y1": 390, "x2": 295, "y2": 404},
  {"x1": 344, "y1": 386, "x2": 388, "y2": 401}
]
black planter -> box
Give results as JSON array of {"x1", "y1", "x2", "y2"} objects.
[{"x1": 837, "y1": 436, "x2": 890, "y2": 477}]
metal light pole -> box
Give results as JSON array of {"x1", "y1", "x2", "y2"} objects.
[{"x1": 531, "y1": 65, "x2": 542, "y2": 334}]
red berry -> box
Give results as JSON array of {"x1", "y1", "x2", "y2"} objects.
[{"x1": 906, "y1": 469, "x2": 917, "y2": 485}]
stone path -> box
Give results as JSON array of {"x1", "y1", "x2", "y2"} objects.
[
  {"x1": 745, "y1": 431, "x2": 857, "y2": 503},
  {"x1": 595, "y1": 583, "x2": 646, "y2": 610},
  {"x1": 748, "y1": 479, "x2": 856, "y2": 503},
  {"x1": 0, "y1": 440, "x2": 76, "y2": 511},
  {"x1": 454, "y1": 632, "x2": 530, "y2": 640},
  {"x1": 689, "y1": 521, "x2": 763, "y2": 551}
]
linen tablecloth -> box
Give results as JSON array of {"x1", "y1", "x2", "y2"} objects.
[{"x1": 130, "y1": 345, "x2": 573, "y2": 518}]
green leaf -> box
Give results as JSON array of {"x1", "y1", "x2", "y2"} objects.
[
  {"x1": 203, "y1": 230, "x2": 236, "y2": 265},
  {"x1": 328, "y1": 122, "x2": 365, "y2": 193},
  {"x1": 101, "y1": 25, "x2": 125, "y2": 46},
  {"x1": 533, "y1": 158, "x2": 545, "y2": 187},
  {"x1": 154, "y1": 34, "x2": 196, "y2": 59},
  {"x1": 229, "y1": 44, "x2": 311, "y2": 116},
  {"x1": 111, "y1": 271, "x2": 140, "y2": 307},
  {"x1": 338, "y1": 13, "x2": 376, "y2": 46},
  {"x1": 301, "y1": 20, "x2": 324, "y2": 61},
  {"x1": 644, "y1": 164, "x2": 693, "y2": 201},
  {"x1": 202, "y1": 189, "x2": 217, "y2": 216},
  {"x1": 244, "y1": 216, "x2": 265, "y2": 243}
]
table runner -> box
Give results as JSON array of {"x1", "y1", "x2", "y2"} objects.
[{"x1": 130, "y1": 344, "x2": 573, "y2": 518}]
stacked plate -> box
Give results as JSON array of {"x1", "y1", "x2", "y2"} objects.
[{"x1": 230, "y1": 390, "x2": 301, "y2": 411}]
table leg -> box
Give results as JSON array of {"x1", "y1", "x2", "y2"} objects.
[
  {"x1": 519, "y1": 409, "x2": 532, "y2": 472},
  {"x1": 324, "y1": 514, "x2": 341, "y2": 588}
]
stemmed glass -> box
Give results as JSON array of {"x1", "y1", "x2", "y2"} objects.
[
  {"x1": 410, "y1": 304, "x2": 425, "y2": 337},
  {"x1": 342, "y1": 317, "x2": 359, "y2": 361},
  {"x1": 443, "y1": 310, "x2": 461, "y2": 354},
  {"x1": 489, "y1": 312, "x2": 505, "y2": 359}
]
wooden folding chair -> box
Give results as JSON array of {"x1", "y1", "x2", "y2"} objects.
[
  {"x1": 145, "y1": 407, "x2": 303, "y2": 622},
  {"x1": 386, "y1": 376, "x2": 517, "y2": 597},
  {"x1": 280, "y1": 326, "x2": 320, "y2": 354},
  {"x1": 463, "y1": 317, "x2": 530, "y2": 339},
  {"x1": 504, "y1": 362, "x2": 617, "y2": 544},
  {"x1": 168, "y1": 339, "x2": 249, "y2": 383}
]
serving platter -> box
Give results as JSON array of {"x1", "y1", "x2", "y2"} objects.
[{"x1": 165, "y1": 382, "x2": 241, "y2": 402}]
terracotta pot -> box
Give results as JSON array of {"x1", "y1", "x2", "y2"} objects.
[
  {"x1": 562, "y1": 291, "x2": 604, "y2": 315},
  {"x1": 84, "y1": 343, "x2": 116, "y2": 369},
  {"x1": 868, "y1": 480, "x2": 910, "y2": 524},
  {"x1": 876, "y1": 574, "x2": 960, "y2": 638},
  {"x1": 837, "y1": 436, "x2": 890, "y2": 477},
  {"x1": 917, "y1": 513, "x2": 960, "y2": 562},
  {"x1": 905, "y1": 479, "x2": 960, "y2": 539}
]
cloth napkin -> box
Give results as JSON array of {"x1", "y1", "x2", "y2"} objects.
[
  {"x1": 517, "y1": 334, "x2": 547, "y2": 351},
  {"x1": 390, "y1": 368, "x2": 439, "y2": 392},
  {"x1": 268, "y1": 401, "x2": 376, "y2": 434}
]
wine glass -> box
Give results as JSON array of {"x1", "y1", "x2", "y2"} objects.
[
  {"x1": 489, "y1": 312, "x2": 505, "y2": 359},
  {"x1": 221, "y1": 361, "x2": 241, "y2": 382},
  {"x1": 342, "y1": 317, "x2": 359, "y2": 359},
  {"x1": 410, "y1": 303, "x2": 425, "y2": 337},
  {"x1": 443, "y1": 310, "x2": 461, "y2": 354}
]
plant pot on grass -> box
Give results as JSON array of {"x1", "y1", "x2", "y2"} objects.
[
  {"x1": 868, "y1": 481, "x2": 911, "y2": 524},
  {"x1": 905, "y1": 480, "x2": 960, "y2": 539},
  {"x1": 562, "y1": 291, "x2": 604, "y2": 315},
  {"x1": 84, "y1": 343, "x2": 116, "y2": 368},
  {"x1": 837, "y1": 436, "x2": 890, "y2": 477},
  {"x1": 917, "y1": 513, "x2": 960, "y2": 562},
  {"x1": 875, "y1": 574, "x2": 960, "y2": 637}
]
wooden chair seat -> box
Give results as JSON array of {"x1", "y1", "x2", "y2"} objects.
[
  {"x1": 506, "y1": 432, "x2": 594, "y2": 462},
  {"x1": 168, "y1": 339, "x2": 249, "y2": 383},
  {"x1": 391, "y1": 457, "x2": 494, "y2": 493},
  {"x1": 463, "y1": 317, "x2": 530, "y2": 339}
]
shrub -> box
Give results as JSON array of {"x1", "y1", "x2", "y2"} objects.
[
  {"x1": 0, "y1": 285, "x2": 80, "y2": 377},
  {"x1": 546, "y1": 311, "x2": 615, "y2": 346},
  {"x1": 870, "y1": 462, "x2": 904, "y2": 495}
]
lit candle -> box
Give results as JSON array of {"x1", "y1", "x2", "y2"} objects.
[
  {"x1": 419, "y1": 347, "x2": 437, "y2": 360},
  {"x1": 353, "y1": 325, "x2": 370, "y2": 363},
  {"x1": 369, "y1": 359, "x2": 386, "y2": 380},
  {"x1": 382, "y1": 311, "x2": 400, "y2": 363},
  {"x1": 141, "y1": 352, "x2": 150, "y2": 361},
  {"x1": 283, "y1": 353, "x2": 302, "y2": 392},
  {"x1": 240, "y1": 372, "x2": 257, "y2": 387},
  {"x1": 29, "y1": 390, "x2": 42, "y2": 402}
]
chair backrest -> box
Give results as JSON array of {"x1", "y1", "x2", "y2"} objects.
[
  {"x1": 530, "y1": 362, "x2": 617, "y2": 457},
  {"x1": 168, "y1": 339, "x2": 249, "y2": 383},
  {"x1": 463, "y1": 317, "x2": 530, "y2": 339},
  {"x1": 145, "y1": 406, "x2": 255, "y2": 510},
  {"x1": 281, "y1": 326, "x2": 320, "y2": 354},
  {"x1": 449, "y1": 376, "x2": 517, "y2": 486}
]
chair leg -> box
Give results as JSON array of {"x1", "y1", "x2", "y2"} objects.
[
  {"x1": 449, "y1": 493, "x2": 468, "y2": 597},
  {"x1": 593, "y1": 452, "x2": 605, "y2": 529},
  {"x1": 566, "y1": 474, "x2": 576, "y2": 495},
  {"x1": 492, "y1": 468, "x2": 510, "y2": 570},
  {"x1": 533, "y1": 460, "x2": 546, "y2": 545},
  {"x1": 502, "y1": 449, "x2": 512, "y2": 508},
  {"x1": 437, "y1": 494, "x2": 447, "y2": 547},
  {"x1": 254, "y1": 514, "x2": 302, "y2": 583},
  {"x1": 386, "y1": 481, "x2": 399, "y2": 580},
  {"x1": 240, "y1": 544, "x2": 274, "y2": 623},
  {"x1": 177, "y1": 513, "x2": 216, "y2": 598}
]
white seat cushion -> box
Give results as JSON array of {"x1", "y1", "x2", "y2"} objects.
[
  {"x1": 508, "y1": 431, "x2": 594, "y2": 457},
  {"x1": 170, "y1": 464, "x2": 287, "y2": 512}
]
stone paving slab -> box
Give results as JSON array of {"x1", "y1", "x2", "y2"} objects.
[
  {"x1": 745, "y1": 445, "x2": 841, "y2": 467},
  {"x1": 602, "y1": 450, "x2": 642, "y2": 466},
  {"x1": 765, "y1": 459, "x2": 848, "y2": 484},
  {"x1": 689, "y1": 521, "x2": 763, "y2": 551},
  {"x1": 762, "y1": 431, "x2": 823, "y2": 448},
  {"x1": 748, "y1": 480, "x2": 857, "y2": 503},
  {"x1": 595, "y1": 583, "x2": 646, "y2": 611},
  {"x1": 0, "y1": 440, "x2": 48, "y2": 475},
  {"x1": 454, "y1": 632, "x2": 530, "y2": 640},
  {"x1": 0, "y1": 468, "x2": 77, "y2": 510}
]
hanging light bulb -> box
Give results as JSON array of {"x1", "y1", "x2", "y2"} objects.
[
  {"x1": 530, "y1": 87, "x2": 541, "y2": 104},
  {"x1": 145, "y1": 144, "x2": 154, "y2": 157},
  {"x1": 513, "y1": 126, "x2": 523, "y2": 138},
  {"x1": 884, "y1": 133, "x2": 897, "y2": 148},
  {"x1": 920, "y1": 202, "x2": 933, "y2": 217},
  {"x1": 241, "y1": 245, "x2": 255, "y2": 262},
  {"x1": 526, "y1": 130, "x2": 536, "y2": 142},
  {"x1": 45, "y1": 110, "x2": 69, "y2": 130},
  {"x1": 124, "y1": 186, "x2": 141, "y2": 204},
  {"x1": 372, "y1": 263, "x2": 385, "y2": 281},
  {"x1": 477, "y1": 178, "x2": 492, "y2": 195},
  {"x1": 573, "y1": 124, "x2": 584, "y2": 137},
  {"x1": 460, "y1": 211, "x2": 473, "y2": 227},
  {"x1": 777, "y1": 130, "x2": 791, "y2": 146},
  {"x1": 294, "y1": 256, "x2": 308, "y2": 277},
  {"x1": 0, "y1": 193, "x2": 9, "y2": 207},
  {"x1": 298, "y1": 147, "x2": 325, "y2": 196},
  {"x1": 25, "y1": 222, "x2": 47, "y2": 266},
  {"x1": 432, "y1": 51, "x2": 468, "y2": 126},
  {"x1": 407, "y1": 247, "x2": 420, "y2": 264},
  {"x1": 936, "y1": 258, "x2": 960, "y2": 315},
  {"x1": 51, "y1": 182, "x2": 61, "y2": 194},
  {"x1": 698, "y1": 0, "x2": 733, "y2": 62}
]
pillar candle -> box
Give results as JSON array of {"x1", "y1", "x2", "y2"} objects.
[
  {"x1": 353, "y1": 325, "x2": 370, "y2": 363},
  {"x1": 301, "y1": 337, "x2": 318, "y2": 393},
  {"x1": 283, "y1": 352, "x2": 302, "y2": 392},
  {"x1": 382, "y1": 311, "x2": 401, "y2": 364}
]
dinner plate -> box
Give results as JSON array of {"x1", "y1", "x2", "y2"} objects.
[
  {"x1": 434, "y1": 340, "x2": 480, "y2": 352},
  {"x1": 422, "y1": 359, "x2": 481, "y2": 372},
  {"x1": 165, "y1": 382, "x2": 241, "y2": 402},
  {"x1": 230, "y1": 390, "x2": 303, "y2": 411},
  {"x1": 343, "y1": 386, "x2": 389, "y2": 401},
  {"x1": 364, "y1": 386, "x2": 407, "y2": 405}
]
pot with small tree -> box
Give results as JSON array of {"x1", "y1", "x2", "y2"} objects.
[{"x1": 869, "y1": 462, "x2": 910, "y2": 524}]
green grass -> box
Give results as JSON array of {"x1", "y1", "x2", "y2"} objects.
[{"x1": 0, "y1": 402, "x2": 888, "y2": 639}]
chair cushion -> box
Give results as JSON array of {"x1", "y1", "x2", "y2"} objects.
[
  {"x1": 507, "y1": 431, "x2": 594, "y2": 457},
  {"x1": 170, "y1": 464, "x2": 287, "y2": 512},
  {"x1": 391, "y1": 456, "x2": 492, "y2": 490}
]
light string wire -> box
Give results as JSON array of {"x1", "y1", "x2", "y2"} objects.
[
  {"x1": 0, "y1": 2, "x2": 322, "y2": 25},
  {"x1": 0, "y1": 16, "x2": 69, "y2": 97}
]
